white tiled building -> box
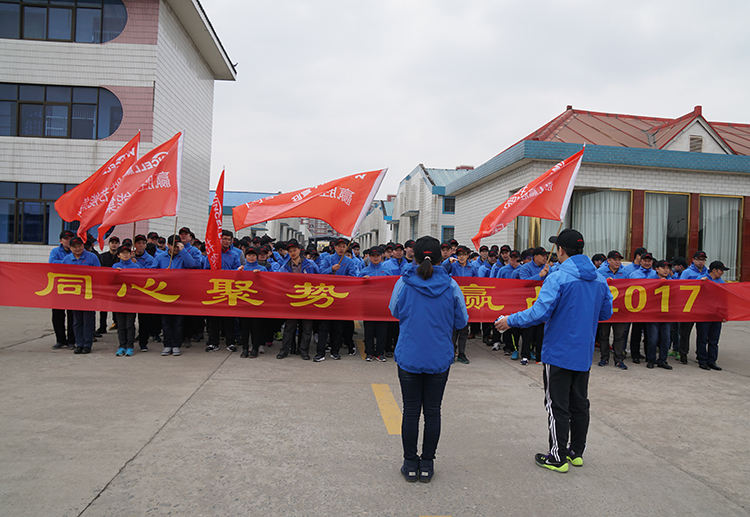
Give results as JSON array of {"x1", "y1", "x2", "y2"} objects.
[{"x1": 0, "y1": 0, "x2": 235, "y2": 262}]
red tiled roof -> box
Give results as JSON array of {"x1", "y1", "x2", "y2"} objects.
[{"x1": 512, "y1": 105, "x2": 750, "y2": 156}]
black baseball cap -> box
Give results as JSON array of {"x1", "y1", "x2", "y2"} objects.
[
  {"x1": 607, "y1": 250, "x2": 623, "y2": 259},
  {"x1": 592, "y1": 253, "x2": 606, "y2": 262},
  {"x1": 641, "y1": 252, "x2": 654, "y2": 261},
  {"x1": 245, "y1": 247, "x2": 258, "y2": 256},
  {"x1": 520, "y1": 249, "x2": 533, "y2": 260},
  {"x1": 394, "y1": 243, "x2": 404, "y2": 250},
  {"x1": 449, "y1": 239, "x2": 459, "y2": 246},
  {"x1": 147, "y1": 232, "x2": 159, "y2": 239},
  {"x1": 549, "y1": 228, "x2": 584, "y2": 250},
  {"x1": 500, "y1": 244, "x2": 512, "y2": 252},
  {"x1": 334, "y1": 237, "x2": 350, "y2": 246},
  {"x1": 404, "y1": 239, "x2": 415, "y2": 248},
  {"x1": 694, "y1": 250, "x2": 708, "y2": 259},
  {"x1": 286, "y1": 239, "x2": 300, "y2": 249},
  {"x1": 633, "y1": 247, "x2": 647, "y2": 259},
  {"x1": 489, "y1": 251, "x2": 498, "y2": 258},
  {"x1": 532, "y1": 246, "x2": 548, "y2": 256},
  {"x1": 673, "y1": 257, "x2": 688, "y2": 268},
  {"x1": 479, "y1": 245, "x2": 489, "y2": 252},
  {"x1": 60, "y1": 230, "x2": 75, "y2": 239},
  {"x1": 369, "y1": 246, "x2": 384, "y2": 255},
  {"x1": 351, "y1": 242, "x2": 360, "y2": 249},
  {"x1": 178, "y1": 227, "x2": 191, "y2": 234},
  {"x1": 414, "y1": 236, "x2": 440, "y2": 262},
  {"x1": 134, "y1": 234, "x2": 147, "y2": 243},
  {"x1": 709, "y1": 260, "x2": 729, "y2": 271},
  {"x1": 440, "y1": 242, "x2": 451, "y2": 249},
  {"x1": 69, "y1": 236, "x2": 84, "y2": 246},
  {"x1": 509, "y1": 250, "x2": 520, "y2": 259},
  {"x1": 117, "y1": 245, "x2": 132, "y2": 255},
  {"x1": 654, "y1": 259, "x2": 672, "y2": 268},
  {"x1": 456, "y1": 245, "x2": 471, "y2": 255}
]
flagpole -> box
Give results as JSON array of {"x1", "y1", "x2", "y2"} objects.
[
  {"x1": 132, "y1": 222, "x2": 136, "y2": 249},
  {"x1": 167, "y1": 216, "x2": 178, "y2": 269},
  {"x1": 546, "y1": 221, "x2": 565, "y2": 267}
]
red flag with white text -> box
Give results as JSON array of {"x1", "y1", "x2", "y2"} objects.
[
  {"x1": 54, "y1": 133, "x2": 140, "y2": 240},
  {"x1": 98, "y1": 132, "x2": 183, "y2": 246},
  {"x1": 472, "y1": 148, "x2": 584, "y2": 249},
  {"x1": 205, "y1": 170, "x2": 224, "y2": 270},
  {"x1": 232, "y1": 168, "x2": 387, "y2": 237}
]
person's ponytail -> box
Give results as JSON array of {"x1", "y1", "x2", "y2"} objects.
[{"x1": 417, "y1": 255, "x2": 434, "y2": 280}]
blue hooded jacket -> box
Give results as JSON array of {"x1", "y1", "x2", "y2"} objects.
[
  {"x1": 359, "y1": 261, "x2": 399, "y2": 277},
  {"x1": 681, "y1": 263, "x2": 708, "y2": 279},
  {"x1": 597, "y1": 262, "x2": 626, "y2": 279},
  {"x1": 507, "y1": 254, "x2": 613, "y2": 371},
  {"x1": 390, "y1": 266, "x2": 468, "y2": 374}
]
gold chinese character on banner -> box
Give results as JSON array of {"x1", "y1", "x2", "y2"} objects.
[
  {"x1": 287, "y1": 282, "x2": 349, "y2": 308},
  {"x1": 460, "y1": 284, "x2": 505, "y2": 311},
  {"x1": 35, "y1": 273, "x2": 93, "y2": 300},
  {"x1": 117, "y1": 278, "x2": 180, "y2": 303},
  {"x1": 202, "y1": 279, "x2": 263, "y2": 306}
]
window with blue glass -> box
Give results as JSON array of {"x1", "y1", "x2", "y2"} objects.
[
  {"x1": 443, "y1": 196, "x2": 455, "y2": 214},
  {"x1": 0, "y1": 0, "x2": 127, "y2": 43},
  {"x1": 0, "y1": 181, "x2": 80, "y2": 245},
  {"x1": 0, "y1": 83, "x2": 122, "y2": 139}
]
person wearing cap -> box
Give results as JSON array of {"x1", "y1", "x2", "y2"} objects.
[
  {"x1": 496, "y1": 229, "x2": 613, "y2": 473},
  {"x1": 627, "y1": 252, "x2": 656, "y2": 364},
  {"x1": 153, "y1": 234, "x2": 199, "y2": 357},
  {"x1": 695, "y1": 261, "x2": 728, "y2": 371},
  {"x1": 178, "y1": 227, "x2": 201, "y2": 262},
  {"x1": 61, "y1": 236, "x2": 101, "y2": 354},
  {"x1": 476, "y1": 245, "x2": 491, "y2": 268},
  {"x1": 404, "y1": 239, "x2": 416, "y2": 266},
  {"x1": 449, "y1": 239, "x2": 459, "y2": 257},
  {"x1": 359, "y1": 246, "x2": 399, "y2": 361},
  {"x1": 477, "y1": 250, "x2": 497, "y2": 278},
  {"x1": 389, "y1": 236, "x2": 469, "y2": 483},
  {"x1": 95, "y1": 235, "x2": 120, "y2": 335},
  {"x1": 351, "y1": 242, "x2": 365, "y2": 268},
  {"x1": 236, "y1": 246, "x2": 271, "y2": 357},
  {"x1": 203, "y1": 230, "x2": 241, "y2": 354},
  {"x1": 676, "y1": 251, "x2": 709, "y2": 364},
  {"x1": 132, "y1": 236, "x2": 160, "y2": 351},
  {"x1": 440, "y1": 242, "x2": 452, "y2": 264},
  {"x1": 666, "y1": 257, "x2": 689, "y2": 356},
  {"x1": 515, "y1": 247, "x2": 551, "y2": 365},
  {"x1": 442, "y1": 245, "x2": 476, "y2": 364},
  {"x1": 111, "y1": 246, "x2": 142, "y2": 356},
  {"x1": 132, "y1": 234, "x2": 155, "y2": 268},
  {"x1": 596, "y1": 250, "x2": 628, "y2": 369},
  {"x1": 499, "y1": 245, "x2": 512, "y2": 266},
  {"x1": 387, "y1": 243, "x2": 410, "y2": 274},
  {"x1": 620, "y1": 247, "x2": 647, "y2": 277},
  {"x1": 157, "y1": 237, "x2": 167, "y2": 252},
  {"x1": 315, "y1": 237, "x2": 358, "y2": 361},
  {"x1": 591, "y1": 254, "x2": 606, "y2": 269},
  {"x1": 492, "y1": 250, "x2": 521, "y2": 279},
  {"x1": 274, "y1": 238, "x2": 319, "y2": 360},
  {"x1": 641, "y1": 260, "x2": 676, "y2": 370}
]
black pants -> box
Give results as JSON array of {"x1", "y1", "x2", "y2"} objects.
[
  {"x1": 543, "y1": 364, "x2": 590, "y2": 463},
  {"x1": 452, "y1": 324, "x2": 468, "y2": 355},
  {"x1": 598, "y1": 322, "x2": 628, "y2": 364},
  {"x1": 363, "y1": 320, "x2": 388, "y2": 357},
  {"x1": 386, "y1": 321, "x2": 400, "y2": 354},
  {"x1": 678, "y1": 322, "x2": 695, "y2": 357},
  {"x1": 240, "y1": 318, "x2": 264, "y2": 350},
  {"x1": 52, "y1": 308, "x2": 74, "y2": 345},
  {"x1": 343, "y1": 320, "x2": 355, "y2": 348},
  {"x1": 504, "y1": 328, "x2": 522, "y2": 353},
  {"x1": 98, "y1": 311, "x2": 108, "y2": 331},
  {"x1": 317, "y1": 320, "x2": 344, "y2": 356},
  {"x1": 161, "y1": 314, "x2": 184, "y2": 349},
  {"x1": 137, "y1": 313, "x2": 159, "y2": 346},
  {"x1": 398, "y1": 366, "x2": 450, "y2": 461},
  {"x1": 282, "y1": 319, "x2": 312, "y2": 354},
  {"x1": 522, "y1": 323, "x2": 544, "y2": 360},
  {"x1": 630, "y1": 322, "x2": 648, "y2": 360},
  {"x1": 207, "y1": 316, "x2": 235, "y2": 347},
  {"x1": 114, "y1": 312, "x2": 136, "y2": 348}
]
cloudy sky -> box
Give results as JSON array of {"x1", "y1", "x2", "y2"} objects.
[{"x1": 202, "y1": 0, "x2": 750, "y2": 197}]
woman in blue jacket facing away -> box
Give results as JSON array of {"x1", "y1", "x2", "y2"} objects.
[{"x1": 389, "y1": 236, "x2": 469, "y2": 483}]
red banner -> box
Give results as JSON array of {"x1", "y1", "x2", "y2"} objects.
[
  {"x1": 205, "y1": 170, "x2": 224, "y2": 270},
  {"x1": 0, "y1": 262, "x2": 745, "y2": 322}
]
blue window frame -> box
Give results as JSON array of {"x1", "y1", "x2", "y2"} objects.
[
  {"x1": 443, "y1": 196, "x2": 455, "y2": 214},
  {"x1": 442, "y1": 226, "x2": 454, "y2": 242},
  {"x1": 0, "y1": 181, "x2": 80, "y2": 244}
]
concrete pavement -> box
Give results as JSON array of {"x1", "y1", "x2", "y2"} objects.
[{"x1": 0, "y1": 306, "x2": 748, "y2": 516}]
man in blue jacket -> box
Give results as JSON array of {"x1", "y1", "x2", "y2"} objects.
[
  {"x1": 516, "y1": 247, "x2": 550, "y2": 364},
  {"x1": 596, "y1": 250, "x2": 628, "y2": 369},
  {"x1": 50, "y1": 229, "x2": 75, "y2": 350},
  {"x1": 678, "y1": 250, "x2": 708, "y2": 364},
  {"x1": 496, "y1": 229, "x2": 613, "y2": 473},
  {"x1": 62, "y1": 236, "x2": 101, "y2": 354}
]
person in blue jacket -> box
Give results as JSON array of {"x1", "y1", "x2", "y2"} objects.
[
  {"x1": 62, "y1": 236, "x2": 101, "y2": 354},
  {"x1": 237, "y1": 246, "x2": 271, "y2": 358},
  {"x1": 112, "y1": 245, "x2": 143, "y2": 356},
  {"x1": 442, "y1": 245, "x2": 476, "y2": 364},
  {"x1": 390, "y1": 236, "x2": 468, "y2": 483},
  {"x1": 596, "y1": 250, "x2": 628, "y2": 369},
  {"x1": 695, "y1": 260, "x2": 728, "y2": 370},
  {"x1": 494, "y1": 250, "x2": 521, "y2": 279},
  {"x1": 516, "y1": 247, "x2": 550, "y2": 365},
  {"x1": 50, "y1": 229, "x2": 75, "y2": 350},
  {"x1": 359, "y1": 246, "x2": 398, "y2": 361},
  {"x1": 627, "y1": 252, "x2": 655, "y2": 364},
  {"x1": 643, "y1": 259, "x2": 676, "y2": 370},
  {"x1": 677, "y1": 250, "x2": 709, "y2": 364},
  {"x1": 204, "y1": 229, "x2": 241, "y2": 354},
  {"x1": 496, "y1": 229, "x2": 613, "y2": 473}
]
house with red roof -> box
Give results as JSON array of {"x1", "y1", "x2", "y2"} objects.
[{"x1": 444, "y1": 105, "x2": 750, "y2": 281}]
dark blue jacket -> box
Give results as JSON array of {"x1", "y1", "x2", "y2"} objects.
[
  {"x1": 279, "y1": 257, "x2": 319, "y2": 274},
  {"x1": 359, "y1": 261, "x2": 399, "y2": 277},
  {"x1": 681, "y1": 263, "x2": 708, "y2": 279},
  {"x1": 389, "y1": 266, "x2": 468, "y2": 374},
  {"x1": 507, "y1": 254, "x2": 613, "y2": 371},
  {"x1": 154, "y1": 249, "x2": 198, "y2": 269},
  {"x1": 62, "y1": 250, "x2": 100, "y2": 267}
]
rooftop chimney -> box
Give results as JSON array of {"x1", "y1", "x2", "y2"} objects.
[
  {"x1": 694, "y1": 105, "x2": 702, "y2": 117},
  {"x1": 566, "y1": 105, "x2": 573, "y2": 110}
]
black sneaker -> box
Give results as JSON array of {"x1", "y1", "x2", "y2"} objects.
[
  {"x1": 82, "y1": 348, "x2": 91, "y2": 354},
  {"x1": 376, "y1": 355, "x2": 387, "y2": 362},
  {"x1": 535, "y1": 453, "x2": 569, "y2": 473},
  {"x1": 205, "y1": 344, "x2": 219, "y2": 352},
  {"x1": 140, "y1": 346, "x2": 148, "y2": 352},
  {"x1": 52, "y1": 343, "x2": 65, "y2": 350},
  {"x1": 301, "y1": 353, "x2": 310, "y2": 360},
  {"x1": 331, "y1": 354, "x2": 341, "y2": 360},
  {"x1": 153, "y1": 335, "x2": 162, "y2": 343},
  {"x1": 348, "y1": 347, "x2": 357, "y2": 356},
  {"x1": 276, "y1": 350, "x2": 289, "y2": 359},
  {"x1": 227, "y1": 344, "x2": 237, "y2": 352},
  {"x1": 365, "y1": 355, "x2": 373, "y2": 362},
  {"x1": 313, "y1": 355, "x2": 325, "y2": 362},
  {"x1": 401, "y1": 460, "x2": 419, "y2": 483},
  {"x1": 74, "y1": 346, "x2": 83, "y2": 354},
  {"x1": 567, "y1": 449, "x2": 583, "y2": 467}
]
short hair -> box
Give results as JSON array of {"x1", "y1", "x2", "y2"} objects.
[
  {"x1": 221, "y1": 229, "x2": 233, "y2": 238},
  {"x1": 561, "y1": 246, "x2": 583, "y2": 257}
]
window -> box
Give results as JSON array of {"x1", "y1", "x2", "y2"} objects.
[
  {"x1": 443, "y1": 196, "x2": 455, "y2": 214},
  {"x1": 0, "y1": 181, "x2": 80, "y2": 245},
  {"x1": 0, "y1": 0, "x2": 127, "y2": 43},
  {"x1": 570, "y1": 190, "x2": 630, "y2": 256},
  {"x1": 0, "y1": 83, "x2": 122, "y2": 139},
  {"x1": 644, "y1": 192, "x2": 688, "y2": 261},
  {"x1": 442, "y1": 226, "x2": 454, "y2": 243},
  {"x1": 699, "y1": 195, "x2": 741, "y2": 282},
  {"x1": 411, "y1": 215, "x2": 419, "y2": 240},
  {"x1": 689, "y1": 135, "x2": 703, "y2": 153}
]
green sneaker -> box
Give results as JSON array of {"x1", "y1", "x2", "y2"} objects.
[
  {"x1": 274, "y1": 331, "x2": 282, "y2": 341},
  {"x1": 535, "y1": 453, "x2": 569, "y2": 473},
  {"x1": 457, "y1": 353, "x2": 470, "y2": 364},
  {"x1": 567, "y1": 450, "x2": 584, "y2": 467},
  {"x1": 668, "y1": 350, "x2": 678, "y2": 357}
]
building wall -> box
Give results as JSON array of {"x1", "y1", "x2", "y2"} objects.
[
  {"x1": 0, "y1": 0, "x2": 221, "y2": 262},
  {"x1": 356, "y1": 203, "x2": 391, "y2": 248}
]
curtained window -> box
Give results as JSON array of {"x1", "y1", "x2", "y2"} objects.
[
  {"x1": 699, "y1": 196, "x2": 740, "y2": 281},
  {"x1": 571, "y1": 190, "x2": 630, "y2": 256},
  {"x1": 644, "y1": 193, "x2": 688, "y2": 261}
]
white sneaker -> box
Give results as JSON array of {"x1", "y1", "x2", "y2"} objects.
[
  {"x1": 172, "y1": 347, "x2": 181, "y2": 356},
  {"x1": 161, "y1": 347, "x2": 171, "y2": 356},
  {"x1": 492, "y1": 342, "x2": 501, "y2": 351},
  {"x1": 259, "y1": 345, "x2": 266, "y2": 354}
]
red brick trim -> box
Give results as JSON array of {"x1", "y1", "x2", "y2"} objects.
[
  {"x1": 742, "y1": 197, "x2": 750, "y2": 281},
  {"x1": 630, "y1": 190, "x2": 644, "y2": 257},
  {"x1": 108, "y1": 0, "x2": 159, "y2": 46},
  {"x1": 688, "y1": 193, "x2": 700, "y2": 261},
  {"x1": 101, "y1": 85, "x2": 154, "y2": 143}
]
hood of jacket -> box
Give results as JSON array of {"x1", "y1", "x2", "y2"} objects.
[
  {"x1": 402, "y1": 264, "x2": 453, "y2": 298},
  {"x1": 559, "y1": 254, "x2": 598, "y2": 281}
]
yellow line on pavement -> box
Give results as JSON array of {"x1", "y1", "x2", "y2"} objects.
[{"x1": 372, "y1": 383, "x2": 402, "y2": 435}]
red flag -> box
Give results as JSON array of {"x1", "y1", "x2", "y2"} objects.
[
  {"x1": 54, "y1": 133, "x2": 140, "y2": 240},
  {"x1": 232, "y1": 168, "x2": 387, "y2": 237},
  {"x1": 205, "y1": 170, "x2": 225, "y2": 270},
  {"x1": 98, "y1": 132, "x2": 183, "y2": 246},
  {"x1": 472, "y1": 148, "x2": 584, "y2": 249}
]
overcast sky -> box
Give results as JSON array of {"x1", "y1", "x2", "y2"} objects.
[{"x1": 202, "y1": 0, "x2": 750, "y2": 197}]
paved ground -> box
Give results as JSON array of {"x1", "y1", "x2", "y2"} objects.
[{"x1": 0, "y1": 307, "x2": 748, "y2": 516}]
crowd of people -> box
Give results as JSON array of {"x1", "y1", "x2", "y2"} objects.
[{"x1": 47, "y1": 228, "x2": 729, "y2": 372}]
